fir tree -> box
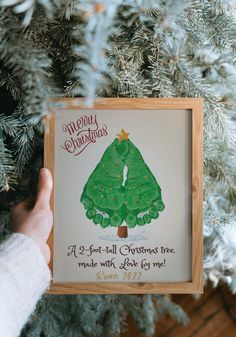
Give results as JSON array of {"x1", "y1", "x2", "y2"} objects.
[
  {"x1": 81, "y1": 129, "x2": 165, "y2": 237},
  {"x1": 0, "y1": 0, "x2": 236, "y2": 336}
]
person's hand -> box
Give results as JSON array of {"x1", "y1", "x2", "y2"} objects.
[{"x1": 11, "y1": 168, "x2": 53, "y2": 264}]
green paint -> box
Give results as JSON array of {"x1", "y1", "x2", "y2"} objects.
[{"x1": 81, "y1": 136, "x2": 165, "y2": 229}]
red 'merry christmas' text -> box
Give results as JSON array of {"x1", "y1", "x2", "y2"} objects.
[{"x1": 61, "y1": 114, "x2": 108, "y2": 156}]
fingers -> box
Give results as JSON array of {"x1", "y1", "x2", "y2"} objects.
[
  {"x1": 22, "y1": 196, "x2": 36, "y2": 209},
  {"x1": 39, "y1": 242, "x2": 51, "y2": 265},
  {"x1": 12, "y1": 197, "x2": 34, "y2": 210},
  {"x1": 35, "y1": 168, "x2": 53, "y2": 210}
]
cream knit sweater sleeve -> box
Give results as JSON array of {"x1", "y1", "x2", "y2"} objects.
[{"x1": 0, "y1": 233, "x2": 51, "y2": 337}]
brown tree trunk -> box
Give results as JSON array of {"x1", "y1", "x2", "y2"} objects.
[{"x1": 117, "y1": 226, "x2": 128, "y2": 238}]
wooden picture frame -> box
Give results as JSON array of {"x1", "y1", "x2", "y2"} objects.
[{"x1": 44, "y1": 98, "x2": 203, "y2": 294}]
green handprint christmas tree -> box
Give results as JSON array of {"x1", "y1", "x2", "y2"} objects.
[{"x1": 80, "y1": 130, "x2": 165, "y2": 238}]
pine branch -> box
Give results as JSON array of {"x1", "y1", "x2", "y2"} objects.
[
  {"x1": 0, "y1": 0, "x2": 59, "y2": 26},
  {"x1": 0, "y1": 62, "x2": 22, "y2": 100},
  {"x1": 0, "y1": 10, "x2": 54, "y2": 116},
  {"x1": 68, "y1": 1, "x2": 120, "y2": 105},
  {"x1": 0, "y1": 136, "x2": 16, "y2": 191}
]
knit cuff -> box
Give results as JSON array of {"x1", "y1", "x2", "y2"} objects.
[{"x1": 0, "y1": 233, "x2": 51, "y2": 337}]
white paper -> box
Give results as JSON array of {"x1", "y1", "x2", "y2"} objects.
[{"x1": 54, "y1": 109, "x2": 191, "y2": 283}]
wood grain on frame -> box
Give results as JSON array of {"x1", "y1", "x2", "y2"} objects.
[{"x1": 44, "y1": 98, "x2": 203, "y2": 294}]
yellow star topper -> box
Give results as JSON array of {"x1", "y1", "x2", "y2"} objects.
[{"x1": 117, "y1": 129, "x2": 129, "y2": 141}]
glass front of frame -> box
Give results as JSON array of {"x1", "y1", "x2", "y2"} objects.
[{"x1": 53, "y1": 109, "x2": 192, "y2": 283}]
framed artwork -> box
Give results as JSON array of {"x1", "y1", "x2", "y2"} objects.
[{"x1": 44, "y1": 98, "x2": 203, "y2": 294}]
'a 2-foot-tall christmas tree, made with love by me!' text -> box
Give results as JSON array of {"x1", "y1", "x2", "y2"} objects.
[{"x1": 81, "y1": 129, "x2": 165, "y2": 238}]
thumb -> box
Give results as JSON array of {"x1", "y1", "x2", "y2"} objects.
[{"x1": 35, "y1": 168, "x2": 53, "y2": 210}]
